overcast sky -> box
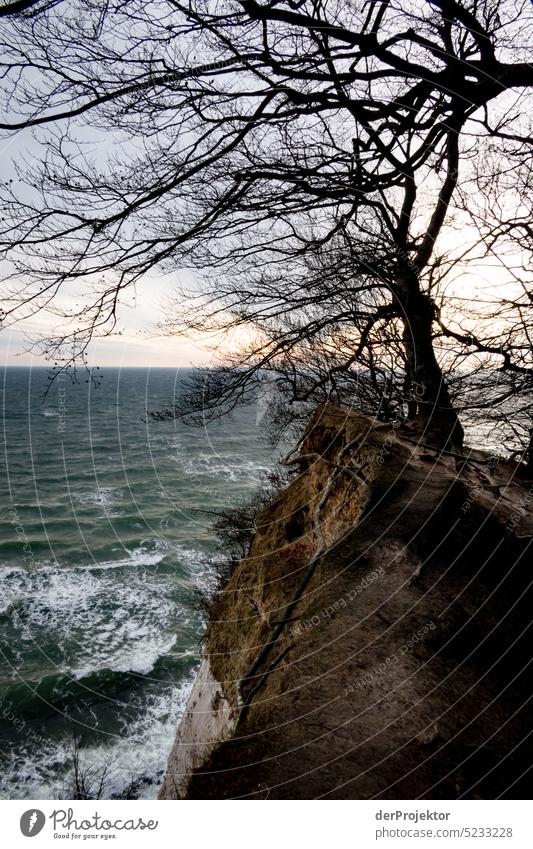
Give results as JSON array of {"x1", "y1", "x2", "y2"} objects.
[
  {"x1": 0, "y1": 110, "x2": 219, "y2": 368},
  {"x1": 1, "y1": 263, "x2": 217, "y2": 368},
  {"x1": 0, "y1": 95, "x2": 522, "y2": 370}
]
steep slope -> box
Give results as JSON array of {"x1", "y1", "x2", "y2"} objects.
[{"x1": 160, "y1": 405, "x2": 533, "y2": 799}]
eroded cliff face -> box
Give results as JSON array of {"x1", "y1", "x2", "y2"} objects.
[{"x1": 160, "y1": 405, "x2": 533, "y2": 800}]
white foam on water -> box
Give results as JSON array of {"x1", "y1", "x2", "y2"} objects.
[
  {"x1": 0, "y1": 669, "x2": 197, "y2": 800},
  {"x1": 74, "y1": 486, "x2": 123, "y2": 513},
  {"x1": 1, "y1": 370, "x2": 273, "y2": 800},
  {"x1": 0, "y1": 542, "x2": 214, "y2": 683},
  {"x1": 71, "y1": 633, "x2": 179, "y2": 680},
  {"x1": 171, "y1": 444, "x2": 272, "y2": 483},
  {"x1": 0, "y1": 539, "x2": 206, "y2": 576},
  {"x1": 0, "y1": 540, "x2": 213, "y2": 800}
]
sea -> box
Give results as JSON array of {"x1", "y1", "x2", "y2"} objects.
[{"x1": 0, "y1": 367, "x2": 276, "y2": 799}]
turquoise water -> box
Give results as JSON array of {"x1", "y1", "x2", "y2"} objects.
[{"x1": 0, "y1": 367, "x2": 274, "y2": 799}]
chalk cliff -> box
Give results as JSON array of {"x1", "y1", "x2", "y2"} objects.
[{"x1": 160, "y1": 405, "x2": 533, "y2": 799}]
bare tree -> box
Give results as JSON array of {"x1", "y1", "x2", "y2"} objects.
[
  {"x1": 0, "y1": 0, "x2": 531, "y2": 451},
  {"x1": 430, "y1": 125, "x2": 533, "y2": 465},
  {"x1": 66, "y1": 736, "x2": 142, "y2": 800},
  {"x1": 0, "y1": 0, "x2": 59, "y2": 16}
]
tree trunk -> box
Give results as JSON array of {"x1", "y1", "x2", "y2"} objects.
[
  {"x1": 526, "y1": 427, "x2": 533, "y2": 478},
  {"x1": 398, "y1": 280, "x2": 464, "y2": 451}
]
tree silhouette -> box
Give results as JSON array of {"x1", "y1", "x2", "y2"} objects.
[{"x1": 0, "y1": 0, "x2": 531, "y2": 453}]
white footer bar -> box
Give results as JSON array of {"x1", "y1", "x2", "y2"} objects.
[{"x1": 1, "y1": 799, "x2": 530, "y2": 848}]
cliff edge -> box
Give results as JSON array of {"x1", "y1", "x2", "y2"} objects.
[{"x1": 160, "y1": 405, "x2": 533, "y2": 799}]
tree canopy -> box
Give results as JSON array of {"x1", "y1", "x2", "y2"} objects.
[{"x1": 0, "y1": 0, "x2": 532, "y2": 456}]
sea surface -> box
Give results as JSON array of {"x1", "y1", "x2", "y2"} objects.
[{"x1": 0, "y1": 367, "x2": 275, "y2": 799}]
